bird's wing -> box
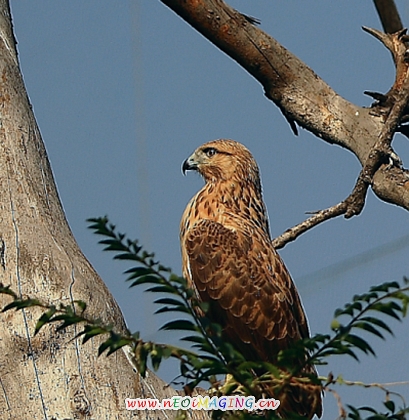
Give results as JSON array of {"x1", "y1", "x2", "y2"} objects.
[{"x1": 183, "y1": 218, "x2": 309, "y2": 358}]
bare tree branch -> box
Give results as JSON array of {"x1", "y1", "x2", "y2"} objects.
[
  {"x1": 373, "y1": 0, "x2": 403, "y2": 34},
  {"x1": 161, "y1": 0, "x2": 409, "y2": 248},
  {"x1": 274, "y1": 28, "x2": 409, "y2": 248},
  {"x1": 272, "y1": 204, "x2": 346, "y2": 249},
  {"x1": 161, "y1": 0, "x2": 379, "y2": 159}
]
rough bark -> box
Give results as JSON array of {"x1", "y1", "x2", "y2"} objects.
[
  {"x1": 160, "y1": 0, "x2": 409, "y2": 248},
  {"x1": 0, "y1": 2, "x2": 207, "y2": 419}
]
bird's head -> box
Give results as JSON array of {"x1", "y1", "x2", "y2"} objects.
[{"x1": 182, "y1": 139, "x2": 261, "y2": 186}]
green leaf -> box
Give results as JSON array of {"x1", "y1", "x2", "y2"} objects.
[
  {"x1": 357, "y1": 406, "x2": 378, "y2": 414},
  {"x1": 383, "y1": 400, "x2": 395, "y2": 413},
  {"x1": 99, "y1": 239, "x2": 128, "y2": 252},
  {"x1": 180, "y1": 335, "x2": 205, "y2": 344},
  {"x1": 198, "y1": 301, "x2": 209, "y2": 313},
  {"x1": 54, "y1": 315, "x2": 85, "y2": 331},
  {"x1": 343, "y1": 334, "x2": 375, "y2": 356},
  {"x1": 359, "y1": 316, "x2": 393, "y2": 336},
  {"x1": 106, "y1": 337, "x2": 132, "y2": 356},
  {"x1": 155, "y1": 298, "x2": 189, "y2": 312},
  {"x1": 145, "y1": 284, "x2": 176, "y2": 293},
  {"x1": 370, "y1": 302, "x2": 401, "y2": 320},
  {"x1": 87, "y1": 215, "x2": 409, "y2": 411},
  {"x1": 155, "y1": 306, "x2": 190, "y2": 315},
  {"x1": 125, "y1": 266, "x2": 155, "y2": 277},
  {"x1": 353, "y1": 321, "x2": 384, "y2": 340},
  {"x1": 135, "y1": 343, "x2": 149, "y2": 377},
  {"x1": 34, "y1": 307, "x2": 57, "y2": 335},
  {"x1": 73, "y1": 300, "x2": 87, "y2": 312},
  {"x1": 160, "y1": 320, "x2": 198, "y2": 332},
  {"x1": 2, "y1": 298, "x2": 41, "y2": 312},
  {"x1": 336, "y1": 301, "x2": 363, "y2": 317},
  {"x1": 157, "y1": 264, "x2": 171, "y2": 272},
  {"x1": 309, "y1": 333, "x2": 331, "y2": 344},
  {"x1": 80, "y1": 325, "x2": 109, "y2": 344},
  {"x1": 131, "y1": 331, "x2": 140, "y2": 340},
  {"x1": 150, "y1": 345, "x2": 163, "y2": 371},
  {"x1": 321, "y1": 345, "x2": 359, "y2": 361},
  {"x1": 154, "y1": 297, "x2": 185, "y2": 306},
  {"x1": 129, "y1": 275, "x2": 161, "y2": 288},
  {"x1": 347, "y1": 404, "x2": 362, "y2": 420},
  {"x1": 361, "y1": 292, "x2": 379, "y2": 302},
  {"x1": 97, "y1": 332, "x2": 132, "y2": 357},
  {"x1": 350, "y1": 301, "x2": 363, "y2": 312},
  {"x1": 169, "y1": 274, "x2": 188, "y2": 286},
  {"x1": 370, "y1": 282, "x2": 400, "y2": 293},
  {"x1": 0, "y1": 284, "x2": 18, "y2": 299},
  {"x1": 98, "y1": 339, "x2": 111, "y2": 356}
]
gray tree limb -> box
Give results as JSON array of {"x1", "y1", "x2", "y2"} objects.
[{"x1": 161, "y1": 0, "x2": 409, "y2": 248}]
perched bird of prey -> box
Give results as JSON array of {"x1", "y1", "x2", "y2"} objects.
[{"x1": 180, "y1": 139, "x2": 322, "y2": 419}]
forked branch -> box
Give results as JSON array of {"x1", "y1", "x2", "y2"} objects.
[
  {"x1": 275, "y1": 27, "x2": 409, "y2": 248},
  {"x1": 161, "y1": 0, "x2": 409, "y2": 248}
]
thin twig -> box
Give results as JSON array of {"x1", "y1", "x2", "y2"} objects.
[
  {"x1": 272, "y1": 203, "x2": 345, "y2": 249},
  {"x1": 328, "y1": 376, "x2": 409, "y2": 408},
  {"x1": 325, "y1": 377, "x2": 409, "y2": 420},
  {"x1": 272, "y1": 170, "x2": 376, "y2": 250},
  {"x1": 340, "y1": 378, "x2": 408, "y2": 406},
  {"x1": 325, "y1": 387, "x2": 347, "y2": 420}
]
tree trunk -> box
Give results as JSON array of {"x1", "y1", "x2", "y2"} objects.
[{"x1": 0, "y1": 2, "x2": 205, "y2": 419}]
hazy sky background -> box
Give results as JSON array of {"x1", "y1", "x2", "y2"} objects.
[{"x1": 10, "y1": 1, "x2": 409, "y2": 418}]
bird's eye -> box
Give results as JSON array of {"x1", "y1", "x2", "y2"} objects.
[{"x1": 204, "y1": 147, "x2": 217, "y2": 157}]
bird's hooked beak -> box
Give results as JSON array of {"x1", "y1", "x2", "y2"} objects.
[{"x1": 182, "y1": 154, "x2": 198, "y2": 175}]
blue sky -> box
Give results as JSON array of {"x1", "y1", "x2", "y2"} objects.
[{"x1": 10, "y1": 1, "x2": 409, "y2": 417}]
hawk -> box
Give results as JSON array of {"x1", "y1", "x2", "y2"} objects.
[{"x1": 180, "y1": 139, "x2": 322, "y2": 418}]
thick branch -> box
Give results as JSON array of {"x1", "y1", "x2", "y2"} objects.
[
  {"x1": 161, "y1": 0, "x2": 409, "y2": 246},
  {"x1": 161, "y1": 0, "x2": 379, "y2": 160}
]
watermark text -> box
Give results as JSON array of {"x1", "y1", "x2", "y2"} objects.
[{"x1": 125, "y1": 395, "x2": 280, "y2": 411}]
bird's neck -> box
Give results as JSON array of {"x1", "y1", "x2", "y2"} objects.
[{"x1": 201, "y1": 179, "x2": 271, "y2": 237}]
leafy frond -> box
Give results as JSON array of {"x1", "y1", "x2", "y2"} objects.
[{"x1": 0, "y1": 216, "x2": 407, "y2": 420}]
